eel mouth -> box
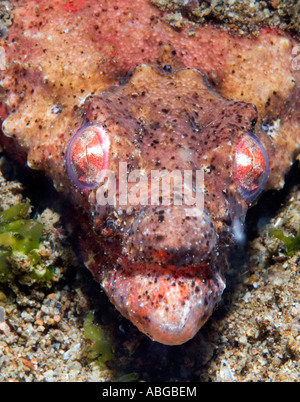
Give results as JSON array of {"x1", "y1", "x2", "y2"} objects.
[{"x1": 101, "y1": 257, "x2": 225, "y2": 345}]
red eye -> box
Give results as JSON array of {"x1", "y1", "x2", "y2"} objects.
[
  {"x1": 234, "y1": 133, "x2": 269, "y2": 201},
  {"x1": 66, "y1": 124, "x2": 110, "y2": 190}
]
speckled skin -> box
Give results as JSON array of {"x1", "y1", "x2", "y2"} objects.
[{"x1": 0, "y1": 0, "x2": 299, "y2": 345}]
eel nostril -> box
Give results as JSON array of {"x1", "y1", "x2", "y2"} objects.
[{"x1": 129, "y1": 206, "x2": 217, "y2": 266}]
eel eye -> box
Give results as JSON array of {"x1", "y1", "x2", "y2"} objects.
[
  {"x1": 234, "y1": 133, "x2": 269, "y2": 201},
  {"x1": 66, "y1": 124, "x2": 110, "y2": 190}
]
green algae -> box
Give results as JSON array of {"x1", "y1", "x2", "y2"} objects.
[
  {"x1": 83, "y1": 311, "x2": 139, "y2": 380},
  {"x1": 0, "y1": 200, "x2": 30, "y2": 224},
  {"x1": 269, "y1": 227, "x2": 300, "y2": 257},
  {"x1": 115, "y1": 372, "x2": 139, "y2": 382},
  {"x1": 0, "y1": 219, "x2": 44, "y2": 255},
  {"x1": 83, "y1": 311, "x2": 113, "y2": 370},
  {"x1": 0, "y1": 201, "x2": 53, "y2": 283}
]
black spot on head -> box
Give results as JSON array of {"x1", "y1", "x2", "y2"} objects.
[{"x1": 158, "y1": 214, "x2": 164, "y2": 223}]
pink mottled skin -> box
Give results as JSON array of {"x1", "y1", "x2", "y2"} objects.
[{"x1": 0, "y1": 0, "x2": 299, "y2": 345}]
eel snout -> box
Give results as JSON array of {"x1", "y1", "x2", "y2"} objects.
[{"x1": 129, "y1": 205, "x2": 217, "y2": 267}]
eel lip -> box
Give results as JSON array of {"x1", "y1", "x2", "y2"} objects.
[{"x1": 102, "y1": 259, "x2": 225, "y2": 345}]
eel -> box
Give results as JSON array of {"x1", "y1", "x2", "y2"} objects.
[{"x1": 0, "y1": 0, "x2": 299, "y2": 345}]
